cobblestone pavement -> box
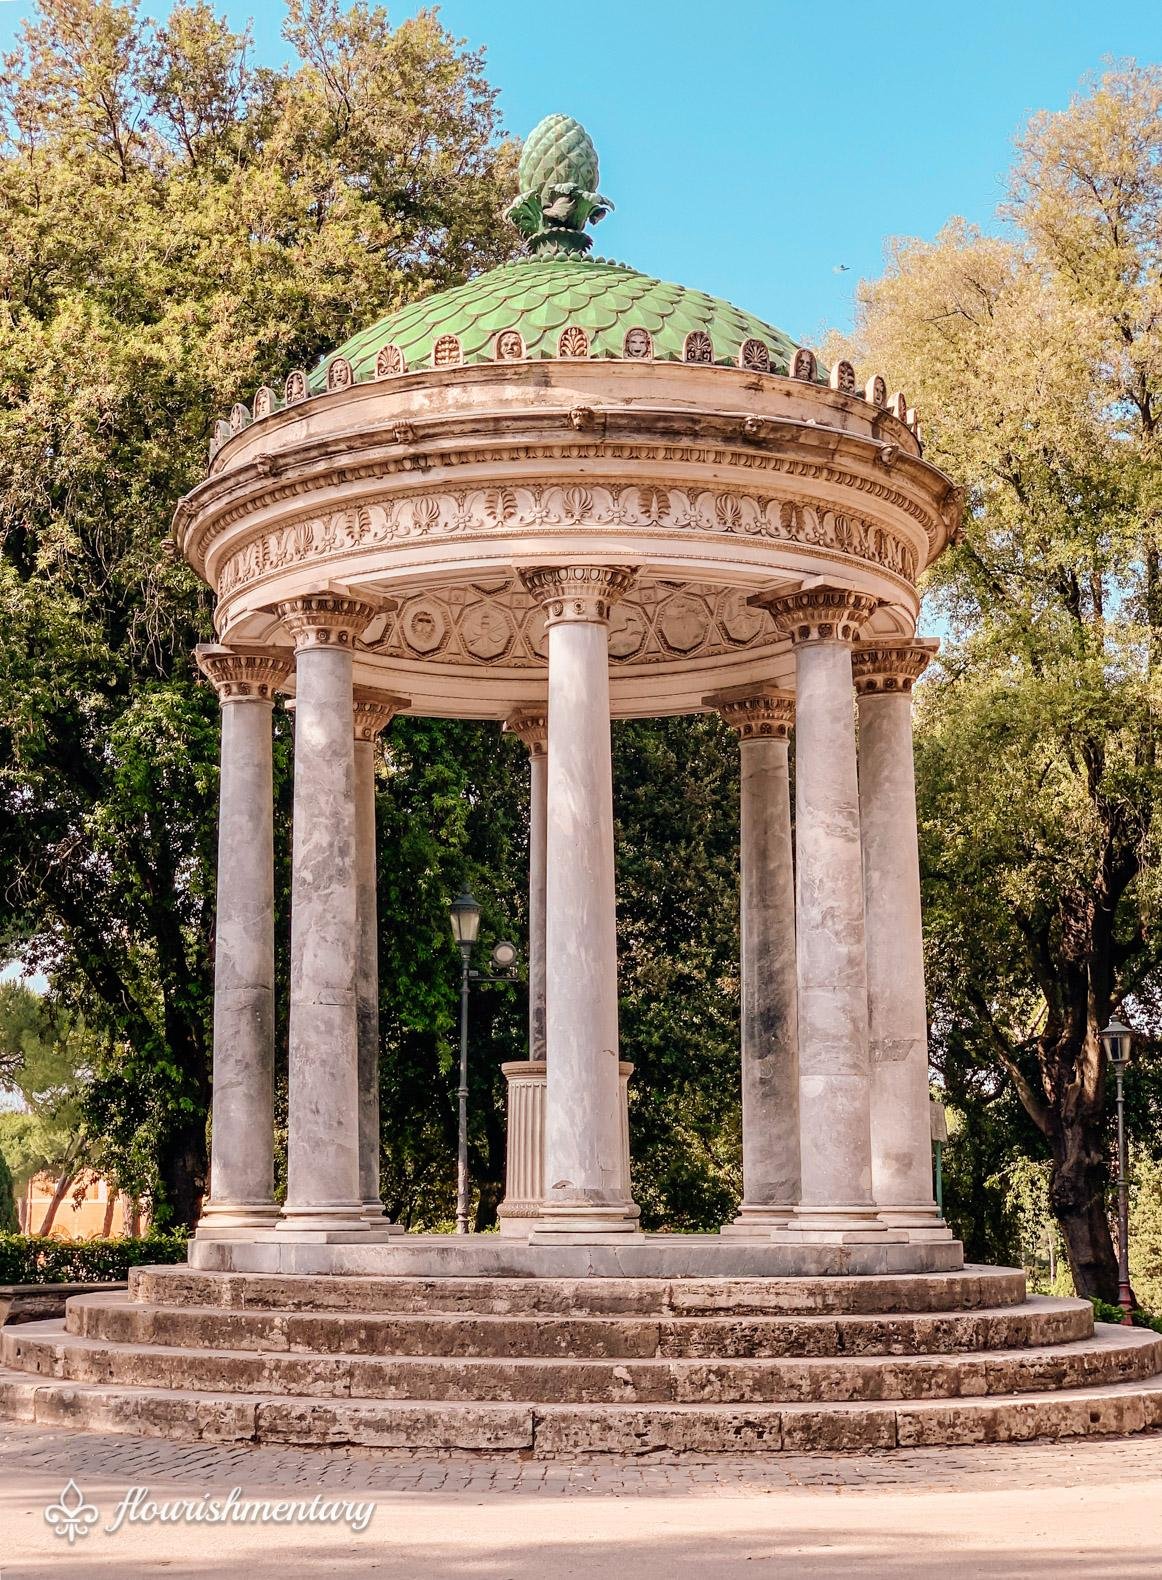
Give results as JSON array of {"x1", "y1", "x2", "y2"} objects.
[
  {"x1": 2, "y1": 1421, "x2": 1162, "y2": 1496},
  {"x1": 2, "y1": 1425, "x2": 1160, "y2": 1577}
]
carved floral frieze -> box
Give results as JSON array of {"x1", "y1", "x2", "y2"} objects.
[{"x1": 214, "y1": 483, "x2": 919, "y2": 599}]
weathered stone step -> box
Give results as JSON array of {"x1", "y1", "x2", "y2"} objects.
[
  {"x1": 129, "y1": 1265, "x2": 1026, "y2": 1317},
  {"x1": 2, "y1": 1361, "x2": 1160, "y2": 1454},
  {"x1": 6, "y1": 1322, "x2": 1157, "y2": 1406},
  {"x1": 67, "y1": 1292, "x2": 1093, "y2": 1359}
]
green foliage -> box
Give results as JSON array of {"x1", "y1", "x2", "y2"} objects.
[
  {"x1": 368, "y1": 711, "x2": 745, "y2": 1233},
  {"x1": 0, "y1": 0, "x2": 518, "y2": 1225},
  {"x1": 841, "y1": 62, "x2": 1162, "y2": 1300},
  {"x1": 373, "y1": 719, "x2": 525, "y2": 1230},
  {"x1": 0, "y1": 1147, "x2": 17, "y2": 1233},
  {"x1": 0, "y1": 982, "x2": 100, "y2": 1224},
  {"x1": 1128, "y1": 1149, "x2": 1162, "y2": 1314},
  {"x1": 0, "y1": 1231, "x2": 187, "y2": 1285},
  {"x1": 613, "y1": 716, "x2": 742, "y2": 1230}
]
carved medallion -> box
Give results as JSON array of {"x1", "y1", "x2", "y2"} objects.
[
  {"x1": 400, "y1": 599, "x2": 449, "y2": 655},
  {"x1": 656, "y1": 592, "x2": 711, "y2": 654},
  {"x1": 461, "y1": 602, "x2": 514, "y2": 661}
]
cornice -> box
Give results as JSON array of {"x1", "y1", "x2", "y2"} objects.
[{"x1": 175, "y1": 405, "x2": 952, "y2": 583}]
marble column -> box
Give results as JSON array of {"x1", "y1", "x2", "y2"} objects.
[
  {"x1": 352, "y1": 686, "x2": 409, "y2": 1228},
  {"x1": 194, "y1": 644, "x2": 291, "y2": 1236},
  {"x1": 706, "y1": 686, "x2": 800, "y2": 1232},
  {"x1": 754, "y1": 586, "x2": 897, "y2": 1242},
  {"x1": 276, "y1": 595, "x2": 379, "y2": 1240},
  {"x1": 519, "y1": 566, "x2": 641, "y2": 1235},
  {"x1": 853, "y1": 640, "x2": 950, "y2": 1241}
]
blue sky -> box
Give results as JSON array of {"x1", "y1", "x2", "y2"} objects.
[{"x1": 2, "y1": 2, "x2": 1160, "y2": 341}]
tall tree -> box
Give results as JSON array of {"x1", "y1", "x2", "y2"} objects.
[
  {"x1": 0, "y1": 981, "x2": 101, "y2": 1231},
  {"x1": 0, "y1": 0, "x2": 518, "y2": 1225},
  {"x1": 844, "y1": 63, "x2": 1162, "y2": 1299}
]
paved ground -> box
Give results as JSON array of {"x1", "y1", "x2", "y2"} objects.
[{"x1": 2, "y1": 1424, "x2": 1161, "y2": 1577}]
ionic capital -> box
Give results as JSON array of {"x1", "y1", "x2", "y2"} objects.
[
  {"x1": 352, "y1": 686, "x2": 410, "y2": 742},
  {"x1": 195, "y1": 643, "x2": 292, "y2": 704},
  {"x1": 504, "y1": 708, "x2": 548, "y2": 755},
  {"x1": 518, "y1": 565, "x2": 637, "y2": 626},
  {"x1": 704, "y1": 686, "x2": 794, "y2": 741},
  {"x1": 852, "y1": 638, "x2": 939, "y2": 696},
  {"x1": 275, "y1": 594, "x2": 380, "y2": 651},
  {"x1": 749, "y1": 585, "x2": 880, "y2": 646}
]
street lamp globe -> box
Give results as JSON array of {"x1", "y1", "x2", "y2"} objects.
[
  {"x1": 449, "y1": 891, "x2": 482, "y2": 949},
  {"x1": 1100, "y1": 1018, "x2": 1133, "y2": 1068},
  {"x1": 492, "y1": 940, "x2": 518, "y2": 971}
]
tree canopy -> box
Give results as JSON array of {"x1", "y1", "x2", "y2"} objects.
[
  {"x1": 842, "y1": 61, "x2": 1162, "y2": 1299},
  {"x1": 0, "y1": 0, "x2": 519, "y2": 1223}
]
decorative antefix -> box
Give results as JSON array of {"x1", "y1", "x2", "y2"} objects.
[
  {"x1": 7, "y1": 109, "x2": 1156, "y2": 1464},
  {"x1": 172, "y1": 108, "x2": 967, "y2": 1280}
]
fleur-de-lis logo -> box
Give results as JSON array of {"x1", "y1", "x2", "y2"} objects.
[{"x1": 44, "y1": 1480, "x2": 100, "y2": 1545}]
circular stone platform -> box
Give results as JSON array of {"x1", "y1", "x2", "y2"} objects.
[{"x1": 1, "y1": 1267, "x2": 1160, "y2": 1456}]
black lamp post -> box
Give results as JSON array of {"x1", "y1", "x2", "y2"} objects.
[
  {"x1": 447, "y1": 893, "x2": 519, "y2": 1235},
  {"x1": 1100, "y1": 1016, "x2": 1134, "y2": 1326},
  {"x1": 449, "y1": 892, "x2": 481, "y2": 1235}
]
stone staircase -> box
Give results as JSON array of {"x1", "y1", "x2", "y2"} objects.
[{"x1": 1, "y1": 1264, "x2": 1160, "y2": 1456}]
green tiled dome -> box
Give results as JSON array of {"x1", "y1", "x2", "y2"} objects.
[{"x1": 309, "y1": 256, "x2": 809, "y2": 390}]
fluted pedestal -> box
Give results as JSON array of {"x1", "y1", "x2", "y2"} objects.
[{"x1": 497, "y1": 1060, "x2": 634, "y2": 1237}]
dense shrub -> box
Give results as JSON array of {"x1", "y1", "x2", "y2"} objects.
[
  {"x1": 1090, "y1": 1297, "x2": 1162, "y2": 1335},
  {"x1": 0, "y1": 1232, "x2": 188, "y2": 1284}
]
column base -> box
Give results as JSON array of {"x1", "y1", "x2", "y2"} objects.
[
  {"x1": 194, "y1": 1202, "x2": 282, "y2": 1238},
  {"x1": 360, "y1": 1201, "x2": 404, "y2": 1232},
  {"x1": 530, "y1": 1199, "x2": 643, "y2": 1239},
  {"x1": 875, "y1": 1204, "x2": 955, "y2": 1242},
  {"x1": 496, "y1": 1201, "x2": 543, "y2": 1239},
  {"x1": 276, "y1": 1203, "x2": 376, "y2": 1240},
  {"x1": 772, "y1": 1204, "x2": 908, "y2": 1245},
  {"x1": 719, "y1": 1203, "x2": 797, "y2": 1238}
]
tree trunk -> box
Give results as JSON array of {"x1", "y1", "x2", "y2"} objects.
[
  {"x1": 37, "y1": 1171, "x2": 79, "y2": 1237},
  {"x1": 101, "y1": 1192, "x2": 116, "y2": 1237},
  {"x1": 155, "y1": 1108, "x2": 208, "y2": 1230},
  {"x1": 1047, "y1": 1122, "x2": 1120, "y2": 1301}
]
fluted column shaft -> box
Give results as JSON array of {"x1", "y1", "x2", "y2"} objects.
[
  {"x1": 755, "y1": 587, "x2": 889, "y2": 1241},
  {"x1": 353, "y1": 687, "x2": 409, "y2": 1227},
  {"x1": 196, "y1": 645, "x2": 291, "y2": 1235},
  {"x1": 854, "y1": 642, "x2": 948, "y2": 1238},
  {"x1": 708, "y1": 688, "x2": 800, "y2": 1230},
  {"x1": 519, "y1": 566, "x2": 640, "y2": 1234},
  {"x1": 278, "y1": 596, "x2": 377, "y2": 1238}
]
